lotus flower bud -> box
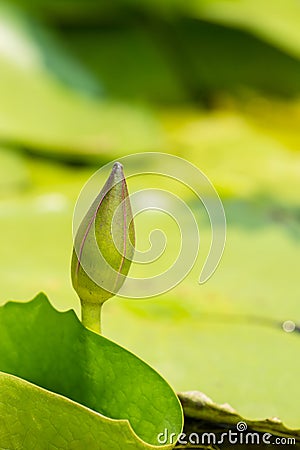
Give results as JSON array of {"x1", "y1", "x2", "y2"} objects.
[{"x1": 71, "y1": 162, "x2": 135, "y2": 332}]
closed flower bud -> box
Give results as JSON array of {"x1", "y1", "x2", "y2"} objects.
[{"x1": 71, "y1": 162, "x2": 135, "y2": 332}]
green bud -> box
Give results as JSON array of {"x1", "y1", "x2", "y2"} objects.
[{"x1": 71, "y1": 162, "x2": 135, "y2": 332}]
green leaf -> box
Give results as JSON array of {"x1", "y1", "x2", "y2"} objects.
[
  {"x1": 0, "y1": 372, "x2": 171, "y2": 450},
  {"x1": 64, "y1": 28, "x2": 188, "y2": 103},
  {"x1": 62, "y1": 19, "x2": 300, "y2": 100},
  {"x1": 0, "y1": 294, "x2": 183, "y2": 448},
  {"x1": 0, "y1": 57, "x2": 163, "y2": 160},
  {"x1": 172, "y1": 19, "x2": 300, "y2": 98},
  {"x1": 190, "y1": 0, "x2": 300, "y2": 60},
  {"x1": 10, "y1": 0, "x2": 300, "y2": 65},
  {"x1": 0, "y1": 4, "x2": 163, "y2": 160},
  {"x1": 0, "y1": 2, "x2": 100, "y2": 95}
]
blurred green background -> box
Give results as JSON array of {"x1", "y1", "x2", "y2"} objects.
[{"x1": 0, "y1": 0, "x2": 300, "y2": 428}]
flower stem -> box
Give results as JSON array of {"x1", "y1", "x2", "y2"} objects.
[{"x1": 81, "y1": 301, "x2": 102, "y2": 334}]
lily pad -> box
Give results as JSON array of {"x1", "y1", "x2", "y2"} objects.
[
  {"x1": 0, "y1": 2, "x2": 100, "y2": 94},
  {"x1": 63, "y1": 27, "x2": 187, "y2": 103},
  {"x1": 0, "y1": 294, "x2": 183, "y2": 448},
  {"x1": 191, "y1": 0, "x2": 300, "y2": 60},
  {"x1": 0, "y1": 4, "x2": 163, "y2": 160}
]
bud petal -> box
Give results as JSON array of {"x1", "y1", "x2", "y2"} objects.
[{"x1": 71, "y1": 163, "x2": 135, "y2": 312}]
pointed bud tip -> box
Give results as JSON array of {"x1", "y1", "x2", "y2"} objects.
[
  {"x1": 112, "y1": 162, "x2": 124, "y2": 174},
  {"x1": 105, "y1": 162, "x2": 125, "y2": 187}
]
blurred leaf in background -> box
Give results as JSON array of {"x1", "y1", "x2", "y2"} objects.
[
  {"x1": 0, "y1": 2, "x2": 164, "y2": 161},
  {"x1": 0, "y1": 0, "x2": 300, "y2": 434}
]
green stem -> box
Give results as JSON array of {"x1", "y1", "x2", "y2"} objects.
[{"x1": 81, "y1": 301, "x2": 102, "y2": 334}]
